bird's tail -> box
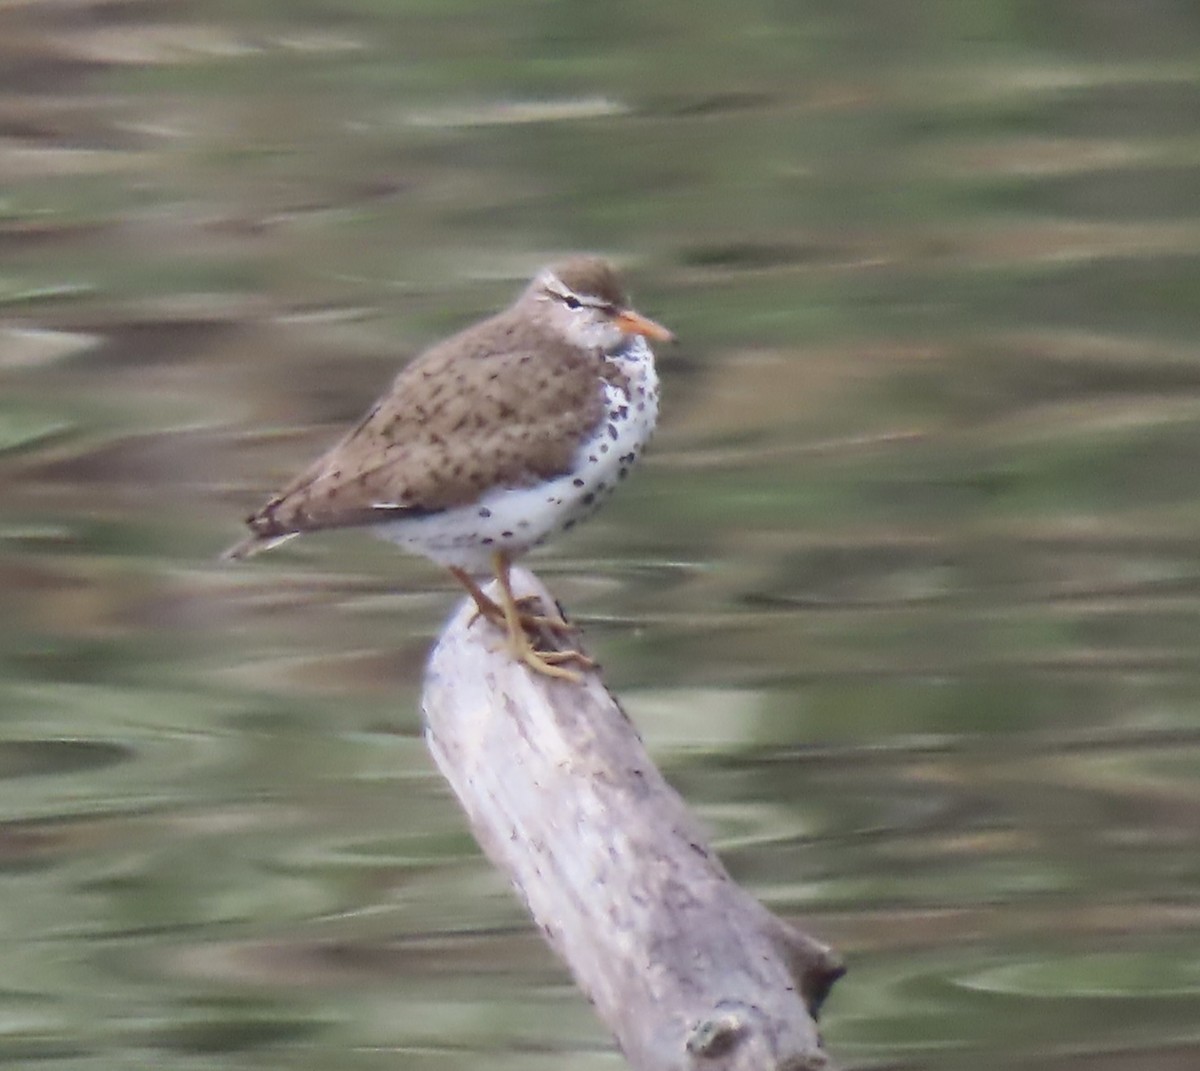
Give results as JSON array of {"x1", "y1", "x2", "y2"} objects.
[{"x1": 219, "y1": 530, "x2": 298, "y2": 562}]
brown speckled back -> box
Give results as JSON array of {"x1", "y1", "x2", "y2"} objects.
[{"x1": 244, "y1": 306, "x2": 607, "y2": 541}]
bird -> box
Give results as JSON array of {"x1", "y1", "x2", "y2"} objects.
[{"x1": 223, "y1": 256, "x2": 674, "y2": 681}]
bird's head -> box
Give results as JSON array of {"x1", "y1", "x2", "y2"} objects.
[{"x1": 528, "y1": 256, "x2": 675, "y2": 353}]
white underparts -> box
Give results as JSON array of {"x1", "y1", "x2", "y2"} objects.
[{"x1": 373, "y1": 338, "x2": 660, "y2": 574}]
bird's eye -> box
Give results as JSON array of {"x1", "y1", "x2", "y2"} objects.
[{"x1": 563, "y1": 294, "x2": 582, "y2": 310}]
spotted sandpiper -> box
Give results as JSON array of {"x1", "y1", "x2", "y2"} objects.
[{"x1": 224, "y1": 256, "x2": 674, "y2": 681}]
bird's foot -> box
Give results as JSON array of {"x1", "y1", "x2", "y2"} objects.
[
  {"x1": 511, "y1": 593, "x2": 579, "y2": 636},
  {"x1": 464, "y1": 592, "x2": 570, "y2": 639},
  {"x1": 460, "y1": 583, "x2": 578, "y2": 643},
  {"x1": 504, "y1": 623, "x2": 595, "y2": 683},
  {"x1": 451, "y1": 559, "x2": 594, "y2": 682},
  {"x1": 505, "y1": 600, "x2": 595, "y2": 678},
  {"x1": 465, "y1": 596, "x2": 504, "y2": 630}
]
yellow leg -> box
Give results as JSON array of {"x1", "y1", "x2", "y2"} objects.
[
  {"x1": 450, "y1": 567, "x2": 579, "y2": 637},
  {"x1": 491, "y1": 552, "x2": 594, "y2": 682},
  {"x1": 449, "y1": 566, "x2": 506, "y2": 626}
]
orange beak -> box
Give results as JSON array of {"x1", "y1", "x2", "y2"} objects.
[{"x1": 614, "y1": 308, "x2": 675, "y2": 344}]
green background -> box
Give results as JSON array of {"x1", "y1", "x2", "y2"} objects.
[{"x1": 3, "y1": 1, "x2": 1200, "y2": 1067}]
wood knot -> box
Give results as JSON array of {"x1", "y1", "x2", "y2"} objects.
[{"x1": 686, "y1": 1005, "x2": 746, "y2": 1058}]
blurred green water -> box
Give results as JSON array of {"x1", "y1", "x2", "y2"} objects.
[{"x1": 3, "y1": 1, "x2": 1200, "y2": 1068}]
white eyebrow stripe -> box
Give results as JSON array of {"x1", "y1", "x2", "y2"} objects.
[
  {"x1": 541, "y1": 273, "x2": 613, "y2": 310},
  {"x1": 544, "y1": 283, "x2": 608, "y2": 308}
]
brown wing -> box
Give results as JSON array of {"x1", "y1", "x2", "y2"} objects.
[{"x1": 228, "y1": 310, "x2": 605, "y2": 554}]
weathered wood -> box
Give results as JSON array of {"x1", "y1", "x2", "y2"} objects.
[{"x1": 422, "y1": 567, "x2": 844, "y2": 1071}]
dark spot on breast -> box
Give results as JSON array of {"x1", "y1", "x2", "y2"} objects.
[
  {"x1": 563, "y1": 519, "x2": 576, "y2": 531},
  {"x1": 615, "y1": 405, "x2": 628, "y2": 419},
  {"x1": 501, "y1": 530, "x2": 513, "y2": 538},
  {"x1": 582, "y1": 492, "x2": 595, "y2": 506},
  {"x1": 619, "y1": 467, "x2": 629, "y2": 479},
  {"x1": 482, "y1": 537, "x2": 494, "y2": 545},
  {"x1": 478, "y1": 507, "x2": 492, "y2": 518},
  {"x1": 607, "y1": 423, "x2": 618, "y2": 440},
  {"x1": 600, "y1": 443, "x2": 609, "y2": 454}
]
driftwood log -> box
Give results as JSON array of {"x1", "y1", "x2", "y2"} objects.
[{"x1": 421, "y1": 566, "x2": 844, "y2": 1071}]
